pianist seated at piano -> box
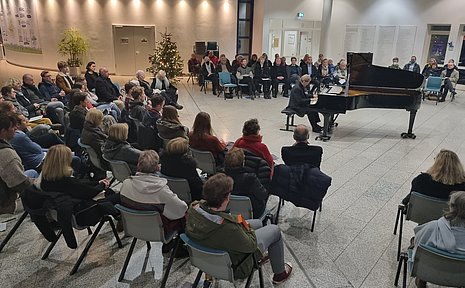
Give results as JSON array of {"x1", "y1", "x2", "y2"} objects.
[
  {"x1": 287, "y1": 74, "x2": 322, "y2": 133},
  {"x1": 281, "y1": 125, "x2": 323, "y2": 168}
]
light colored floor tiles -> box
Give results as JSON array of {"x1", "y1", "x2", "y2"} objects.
[{"x1": 1, "y1": 60, "x2": 465, "y2": 287}]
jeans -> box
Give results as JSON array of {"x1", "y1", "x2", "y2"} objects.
[
  {"x1": 95, "y1": 102, "x2": 121, "y2": 120},
  {"x1": 24, "y1": 169, "x2": 39, "y2": 178},
  {"x1": 247, "y1": 220, "x2": 285, "y2": 275}
]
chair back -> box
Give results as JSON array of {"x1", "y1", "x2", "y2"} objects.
[
  {"x1": 228, "y1": 195, "x2": 253, "y2": 219},
  {"x1": 78, "y1": 138, "x2": 105, "y2": 170},
  {"x1": 180, "y1": 233, "x2": 235, "y2": 283},
  {"x1": 161, "y1": 175, "x2": 192, "y2": 204},
  {"x1": 411, "y1": 244, "x2": 465, "y2": 287},
  {"x1": 425, "y1": 76, "x2": 442, "y2": 91},
  {"x1": 190, "y1": 148, "x2": 216, "y2": 175},
  {"x1": 406, "y1": 192, "x2": 448, "y2": 224},
  {"x1": 219, "y1": 72, "x2": 232, "y2": 85},
  {"x1": 115, "y1": 204, "x2": 169, "y2": 243},
  {"x1": 103, "y1": 155, "x2": 132, "y2": 182}
]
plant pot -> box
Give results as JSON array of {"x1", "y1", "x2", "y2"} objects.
[{"x1": 69, "y1": 66, "x2": 81, "y2": 77}]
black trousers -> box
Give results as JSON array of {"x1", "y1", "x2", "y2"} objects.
[
  {"x1": 272, "y1": 78, "x2": 289, "y2": 96},
  {"x1": 306, "y1": 112, "x2": 321, "y2": 130},
  {"x1": 440, "y1": 78, "x2": 455, "y2": 100},
  {"x1": 205, "y1": 74, "x2": 219, "y2": 93},
  {"x1": 254, "y1": 78, "x2": 271, "y2": 93},
  {"x1": 239, "y1": 77, "x2": 255, "y2": 95}
]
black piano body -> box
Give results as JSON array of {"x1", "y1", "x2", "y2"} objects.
[{"x1": 312, "y1": 53, "x2": 424, "y2": 141}]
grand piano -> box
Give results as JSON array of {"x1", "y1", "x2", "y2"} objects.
[{"x1": 312, "y1": 52, "x2": 424, "y2": 141}]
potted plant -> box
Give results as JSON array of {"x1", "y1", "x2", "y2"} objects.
[{"x1": 57, "y1": 28, "x2": 90, "y2": 77}]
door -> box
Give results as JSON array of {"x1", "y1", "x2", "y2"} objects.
[
  {"x1": 299, "y1": 32, "x2": 312, "y2": 59},
  {"x1": 283, "y1": 30, "x2": 298, "y2": 58},
  {"x1": 113, "y1": 25, "x2": 155, "y2": 75}
]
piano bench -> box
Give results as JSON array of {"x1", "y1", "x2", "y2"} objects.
[{"x1": 280, "y1": 108, "x2": 297, "y2": 131}]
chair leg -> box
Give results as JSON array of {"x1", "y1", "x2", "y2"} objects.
[
  {"x1": 394, "y1": 252, "x2": 404, "y2": 286},
  {"x1": 146, "y1": 241, "x2": 151, "y2": 250},
  {"x1": 397, "y1": 212, "x2": 404, "y2": 261},
  {"x1": 118, "y1": 237, "x2": 137, "y2": 282},
  {"x1": 311, "y1": 210, "x2": 317, "y2": 232},
  {"x1": 107, "y1": 217, "x2": 123, "y2": 248},
  {"x1": 160, "y1": 235, "x2": 181, "y2": 288},
  {"x1": 70, "y1": 219, "x2": 105, "y2": 275},
  {"x1": 258, "y1": 266, "x2": 264, "y2": 288},
  {"x1": 394, "y1": 206, "x2": 402, "y2": 235},
  {"x1": 192, "y1": 270, "x2": 203, "y2": 287},
  {"x1": 0, "y1": 211, "x2": 28, "y2": 253},
  {"x1": 244, "y1": 269, "x2": 256, "y2": 288},
  {"x1": 402, "y1": 253, "x2": 408, "y2": 288},
  {"x1": 87, "y1": 227, "x2": 93, "y2": 235},
  {"x1": 42, "y1": 230, "x2": 63, "y2": 260}
]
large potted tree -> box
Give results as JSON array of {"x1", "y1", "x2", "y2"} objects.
[{"x1": 57, "y1": 28, "x2": 90, "y2": 77}]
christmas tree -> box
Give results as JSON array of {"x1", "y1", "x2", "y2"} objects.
[{"x1": 147, "y1": 30, "x2": 183, "y2": 83}]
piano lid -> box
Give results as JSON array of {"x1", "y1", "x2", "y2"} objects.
[{"x1": 347, "y1": 52, "x2": 424, "y2": 90}]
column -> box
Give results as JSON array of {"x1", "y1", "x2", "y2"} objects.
[{"x1": 319, "y1": 0, "x2": 333, "y2": 56}]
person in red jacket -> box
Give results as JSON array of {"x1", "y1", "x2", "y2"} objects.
[{"x1": 233, "y1": 118, "x2": 274, "y2": 169}]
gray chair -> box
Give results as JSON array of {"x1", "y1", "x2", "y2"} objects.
[
  {"x1": 102, "y1": 155, "x2": 132, "y2": 183},
  {"x1": 395, "y1": 244, "x2": 465, "y2": 288},
  {"x1": 77, "y1": 138, "x2": 106, "y2": 171},
  {"x1": 115, "y1": 204, "x2": 181, "y2": 287},
  {"x1": 180, "y1": 233, "x2": 264, "y2": 288},
  {"x1": 190, "y1": 148, "x2": 216, "y2": 175},
  {"x1": 393, "y1": 192, "x2": 449, "y2": 261},
  {"x1": 161, "y1": 175, "x2": 192, "y2": 204},
  {"x1": 228, "y1": 195, "x2": 272, "y2": 224}
]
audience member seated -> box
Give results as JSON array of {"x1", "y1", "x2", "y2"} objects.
[
  {"x1": 317, "y1": 58, "x2": 332, "y2": 86},
  {"x1": 314, "y1": 53, "x2": 324, "y2": 66},
  {"x1": 403, "y1": 55, "x2": 421, "y2": 73},
  {"x1": 80, "y1": 108, "x2": 109, "y2": 169},
  {"x1": 127, "y1": 86, "x2": 148, "y2": 122},
  {"x1": 300, "y1": 55, "x2": 319, "y2": 92},
  {"x1": 69, "y1": 91, "x2": 89, "y2": 131},
  {"x1": 388, "y1": 57, "x2": 401, "y2": 69},
  {"x1": 281, "y1": 125, "x2": 323, "y2": 168},
  {"x1": 287, "y1": 75, "x2": 322, "y2": 133},
  {"x1": 55, "y1": 61, "x2": 74, "y2": 94},
  {"x1": 423, "y1": 62, "x2": 441, "y2": 78},
  {"x1": 102, "y1": 123, "x2": 141, "y2": 173},
  {"x1": 120, "y1": 150, "x2": 187, "y2": 237},
  {"x1": 150, "y1": 70, "x2": 183, "y2": 110},
  {"x1": 185, "y1": 173, "x2": 293, "y2": 284},
  {"x1": 327, "y1": 58, "x2": 335, "y2": 76},
  {"x1": 160, "y1": 137, "x2": 203, "y2": 201},
  {"x1": 334, "y1": 60, "x2": 348, "y2": 83},
  {"x1": 21, "y1": 74, "x2": 65, "y2": 125},
  {"x1": 247, "y1": 54, "x2": 258, "y2": 69},
  {"x1": 233, "y1": 118, "x2": 274, "y2": 169},
  {"x1": 38, "y1": 70, "x2": 67, "y2": 104},
  {"x1": 215, "y1": 54, "x2": 236, "y2": 84},
  {"x1": 439, "y1": 62, "x2": 459, "y2": 102},
  {"x1": 143, "y1": 95, "x2": 164, "y2": 129},
  {"x1": 1, "y1": 85, "x2": 53, "y2": 128},
  {"x1": 262, "y1": 53, "x2": 273, "y2": 68},
  {"x1": 225, "y1": 148, "x2": 268, "y2": 218},
  {"x1": 271, "y1": 57, "x2": 289, "y2": 98},
  {"x1": 421, "y1": 58, "x2": 437, "y2": 75},
  {"x1": 188, "y1": 53, "x2": 201, "y2": 76},
  {"x1": 413, "y1": 191, "x2": 465, "y2": 288},
  {"x1": 254, "y1": 55, "x2": 272, "y2": 99},
  {"x1": 84, "y1": 61, "x2": 99, "y2": 91},
  {"x1": 236, "y1": 57, "x2": 256, "y2": 98},
  {"x1": 95, "y1": 67, "x2": 122, "y2": 103},
  {"x1": 188, "y1": 112, "x2": 227, "y2": 165},
  {"x1": 39, "y1": 144, "x2": 118, "y2": 205},
  {"x1": 207, "y1": 50, "x2": 219, "y2": 65},
  {"x1": 402, "y1": 149, "x2": 465, "y2": 205},
  {"x1": 156, "y1": 105, "x2": 188, "y2": 140},
  {"x1": 0, "y1": 112, "x2": 37, "y2": 214},
  {"x1": 231, "y1": 54, "x2": 242, "y2": 73},
  {"x1": 135, "y1": 70, "x2": 153, "y2": 97},
  {"x1": 73, "y1": 79, "x2": 121, "y2": 120},
  {"x1": 287, "y1": 57, "x2": 302, "y2": 87},
  {"x1": 200, "y1": 56, "x2": 219, "y2": 95}
]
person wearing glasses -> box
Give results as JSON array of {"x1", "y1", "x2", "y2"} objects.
[{"x1": 287, "y1": 74, "x2": 322, "y2": 133}]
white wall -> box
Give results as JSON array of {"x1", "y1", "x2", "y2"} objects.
[
  {"x1": 2, "y1": 0, "x2": 237, "y2": 74},
  {"x1": 328, "y1": 0, "x2": 465, "y2": 65}
]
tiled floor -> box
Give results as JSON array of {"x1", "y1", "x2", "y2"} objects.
[{"x1": 1, "y1": 60, "x2": 464, "y2": 287}]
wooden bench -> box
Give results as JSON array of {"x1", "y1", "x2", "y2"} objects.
[{"x1": 280, "y1": 107, "x2": 297, "y2": 131}]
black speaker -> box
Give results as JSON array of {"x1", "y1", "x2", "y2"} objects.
[{"x1": 195, "y1": 42, "x2": 206, "y2": 55}]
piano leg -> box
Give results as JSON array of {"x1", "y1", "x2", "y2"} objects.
[
  {"x1": 315, "y1": 113, "x2": 332, "y2": 141},
  {"x1": 401, "y1": 110, "x2": 417, "y2": 139}
]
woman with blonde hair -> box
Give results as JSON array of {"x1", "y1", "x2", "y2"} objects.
[
  {"x1": 402, "y1": 149, "x2": 465, "y2": 205},
  {"x1": 40, "y1": 145, "x2": 111, "y2": 199},
  {"x1": 156, "y1": 105, "x2": 188, "y2": 140},
  {"x1": 102, "y1": 123, "x2": 142, "y2": 173},
  {"x1": 160, "y1": 137, "x2": 203, "y2": 201},
  {"x1": 80, "y1": 108, "x2": 109, "y2": 175},
  {"x1": 413, "y1": 190, "x2": 465, "y2": 288}
]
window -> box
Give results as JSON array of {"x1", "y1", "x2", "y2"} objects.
[
  {"x1": 236, "y1": 0, "x2": 254, "y2": 58},
  {"x1": 427, "y1": 25, "x2": 451, "y2": 65}
]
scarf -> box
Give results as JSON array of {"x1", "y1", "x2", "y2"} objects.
[{"x1": 154, "y1": 78, "x2": 170, "y2": 90}]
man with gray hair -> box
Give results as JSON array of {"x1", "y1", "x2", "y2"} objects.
[
  {"x1": 135, "y1": 70, "x2": 153, "y2": 97},
  {"x1": 281, "y1": 124, "x2": 323, "y2": 168}
]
